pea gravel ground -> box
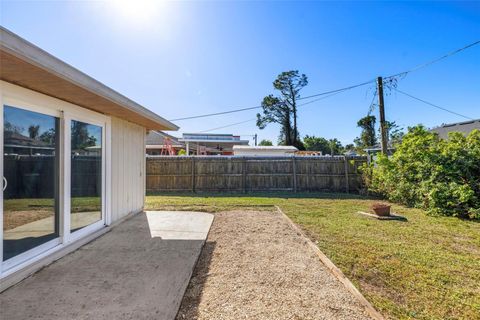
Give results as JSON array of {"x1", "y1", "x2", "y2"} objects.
[{"x1": 176, "y1": 210, "x2": 373, "y2": 320}]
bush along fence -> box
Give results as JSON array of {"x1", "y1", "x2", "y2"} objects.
[
  {"x1": 363, "y1": 126, "x2": 480, "y2": 219},
  {"x1": 146, "y1": 156, "x2": 367, "y2": 193}
]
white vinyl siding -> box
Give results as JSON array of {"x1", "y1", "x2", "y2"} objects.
[{"x1": 110, "y1": 117, "x2": 146, "y2": 223}]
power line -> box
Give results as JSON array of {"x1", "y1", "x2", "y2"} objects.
[
  {"x1": 394, "y1": 88, "x2": 474, "y2": 120},
  {"x1": 297, "y1": 79, "x2": 375, "y2": 101},
  {"x1": 199, "y1": 91, "x2": 350, "y2": 133},
  {"x1": 385, "y1": 40, "x2": 480, "y2": 80},
  {"x1": 367, "y1": 88, "x2": 377, "y2": 116},
  {"x1": 298, "y1": 90, "x2": 349, "y2": 107},
  {"x1": 169, "y1": 79, "x2": 375, "y2": 122},
  {"x1": 170, "y1": 106, "x2": 261, "y2": 121},
  {"x1": 170, "y1": 40, "x2": 479, "y2": 123},
  {"x1": 199, "y1": 118, "x2": 257, "y2": 133}
]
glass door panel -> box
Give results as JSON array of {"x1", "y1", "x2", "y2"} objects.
[
  {"x1": 70, "y1": 120, "x2": 103, "y2": 232},
  {"x1": 3, "y1": 105, "x2": 60, "y2": 261}
]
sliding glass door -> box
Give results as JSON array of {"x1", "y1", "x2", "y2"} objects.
[
  {"x1": 3, "y1": 105, "x2": 60, "y2": 262},
  {"x1": 1, "y1": 93, "x2": 107, "y2": 272}
]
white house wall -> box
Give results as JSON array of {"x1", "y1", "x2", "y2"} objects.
[{"x1": 110, "y1": 117, "x2": 146, "y2": 223}]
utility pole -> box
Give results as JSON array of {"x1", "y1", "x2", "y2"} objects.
[
  {"x1": 254, "y1": 134, "x2": 257, "y2": 146},
  {"x1": 377, "y1": 76, "x2": 388, "y2": 155}
]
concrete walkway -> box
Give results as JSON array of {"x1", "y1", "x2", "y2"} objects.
[{"x1": 0, "y1": 211, "x2": 214, "y2": 320}]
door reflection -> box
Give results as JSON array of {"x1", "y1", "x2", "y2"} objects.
[
  {"x1": 3, "y1": 105, "x2": 60, "y2": 261},
  {"x1": 70, "y1": 120, "x2": 102, "y2": 232}
]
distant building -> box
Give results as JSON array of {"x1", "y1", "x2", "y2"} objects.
[
  {"x1": 233, "y1": 145, "x2": 297, "y2": 157},
  {"x1": 343, "y1": 150, "x2": 358, "y2": 156},
  {"x1": 179, "y1": 133, "x2": 249, "y2": 155},
  {"x1": 363, "y1": 144, "x2": 396, "y2": 156},
  {"x1": 362, "y1": 146, "x2": 395, "y2": 164},
  {"x1": 3, "y1": 131, "x2": 55, "y2": 155},
  {"x1": 146, "y1": 131, "x2": 185, "y2": 155},
  {"x1": 83, "y1": 145, "x2": 102, "y2": 156},
  {"x1": 430, "y1": 119, "x2": 480, "y2": 139}
]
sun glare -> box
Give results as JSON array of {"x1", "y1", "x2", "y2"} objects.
[{"x1": 108, "y1": 0, "x2": 162, "y2": 23}]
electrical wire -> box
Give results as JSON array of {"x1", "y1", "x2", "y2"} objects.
[
  {"x1": 169, "y1": 106, "x2": 262, "y2": 121},
  {"x1": 170, "y1": 41, "x2": 479, "y2": 123},
  {"x1": 367, "y1": 88, "x2": 377, "y2": 116},
  {"x1": 385, "y1": 40, "x2": 480, "y2": 80},
  {"x1": 297, "y1": 79, "x2": 376, "y2": 101},
  {"x1": 169, "y1": 79, "x2": 375, "y2": 121},
  {"x1": 199, "y1": 90, "x2": 351, "y2": 133},
  {"x1": 394, "y1": 88, "x2": 474, "y2": 120},
  {"x1": 297, "y1": 90, "x2": 349, "y2": 107},
  {"x1": 199, "y1": 118, "x2": 257, "y2": 133}
]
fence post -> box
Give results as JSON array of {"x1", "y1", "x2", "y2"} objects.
[
  {"x1": 344, "y1": 156, "x2": 349, "y2": 193},
  {"x1": 191, "y1": 156, "x2": 196, "y2": 193},
  {"x1": 243, "y1": 157, "x2": 247, "y2": 193},
  {"x1": 292, "y1": 156, "x2": 297, "y2": 193}
]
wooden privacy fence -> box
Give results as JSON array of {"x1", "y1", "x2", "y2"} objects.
[
  {"x1": 146, "y1": 156, "x2": 368, "y2": 193},
  {"x1": 4, "y1": 155, "x2": 101, "y2": 199}
]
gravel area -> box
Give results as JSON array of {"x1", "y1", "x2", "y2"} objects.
[{"x1": 176, "y1": 210, "x2": 373, "y2": 320}]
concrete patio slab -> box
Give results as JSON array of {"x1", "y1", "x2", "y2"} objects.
[
  {"x1": 146, "y1": 211, "x2": 214, "y2": 240},
  {"x1": 4, "y1": 211, "x2": 102, "y2": 240},
  {"x1": 0, "y1": 211, "x2": 213, "y2": 320}
]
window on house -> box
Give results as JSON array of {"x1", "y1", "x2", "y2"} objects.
[{"x1": 70, "y1": 120, "x2": 102, "y2": 232}]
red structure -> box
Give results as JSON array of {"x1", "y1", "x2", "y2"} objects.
[{"x1": 160, "y1": 137, "x2": 175, "y2": 156}]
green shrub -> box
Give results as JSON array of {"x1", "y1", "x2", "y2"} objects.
[{"x1": 363, "y1": 126, "x2": 480, "y2": 219}]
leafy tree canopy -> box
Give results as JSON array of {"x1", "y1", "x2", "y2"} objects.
[
  {"x1": 355, "y1": 115, "x2": 378, "y2": 149},
  {"x1": 258, "y1": 139, "x2": 273, "y2": 146},
  {"x1": 28, "y1": 125, "x2": 40, "y2": 139},
  {"x1": 71, "y1": 122, "x2": 97, "y2": 151},
  {"x1": 303, "y1": 135, "x2": 344, "y2": 155},
  {"x1": 384, "y1": 120, "x2": 405, "y2": 146},
  {"x1": 4, "y1": 121, "x2": 23, "y2": 134},
  {"x1": 257, "y1": 70, "x2": 308, "y2": 148}
]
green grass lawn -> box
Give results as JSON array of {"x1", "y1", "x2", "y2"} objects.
[
  {"x1": 145, "y1": 193, "x2": 480, "y2": 320},
  {"x1": 4, "y1": 197, "x2": 101, "y2": 213}
]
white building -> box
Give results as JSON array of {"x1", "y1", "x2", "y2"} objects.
[
  {"x1": 179, "y1": 133, "x2": 249, "y2": 155},
  {"x1": 233, "y1": 145, "x2": 298, "y2": 157},
  {"x1": 0, "y1": 27, "x2": 178, "y2": 290}
]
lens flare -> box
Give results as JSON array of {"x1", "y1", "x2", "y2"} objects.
[{"x1": 109, "y1": 0, "x2": 161, "y2": 23}]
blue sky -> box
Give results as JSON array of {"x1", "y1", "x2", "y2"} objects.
[
  {"x1": 1, "y1": 1, "x2": 479, "y2": 145},
  {"x1": 4, "y1": 105, "x2": 56, "y2": 138}
]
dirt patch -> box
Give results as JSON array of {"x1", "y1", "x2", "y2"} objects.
[
  {"x1": 176, "y1": 210, "x2": 373, "y2": 320},
  {"x1": 3, "y1": 210, "x2": 53, "y2": 230}
]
